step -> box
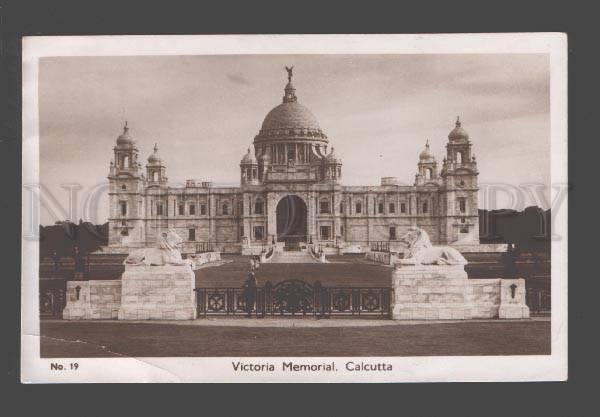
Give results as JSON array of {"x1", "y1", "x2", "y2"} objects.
[{"x1": 270, "y1": 251, "x2": 319, "y2": 264}]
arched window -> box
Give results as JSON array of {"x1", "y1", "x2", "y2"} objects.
[
  {"x1": 378, "y1": 202, "x2": 384, "y2": 214},
  {"x1": 122, "y1": 155, "x2": 129, "y2": 168},
  {"x1": 422, "y1": 201, "x2": 428, "y2": 214},
  {"x1": 152, "y1": 171, "x2": 159, "y2": 182},
  {"x1": 121, "y1": 184, "x2": 127, "y2": 190},
  {"x1": 254, "y1": 199, "x2": 264, "y2": 215},
  {"x1": 355, "y1": 201, "x2": 362, "y2": 214},
  {"x1": 222, "y1": 203, "x2": 229, "y2": 215},
  {"x1": 425, "y1": 168, "x2": 432, "y2": 180},
  {"x1": 456, "y1": 151, "x2": 463, "y2": 164},
  {"x1": 458, "y1": 197, "x2": 466, "y2": 213}
]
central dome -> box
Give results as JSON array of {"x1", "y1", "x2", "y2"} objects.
[
  {"x1": 254, "y1": 74, "x2": 328, "y2": 145},
  {"x1": 261, "y1": 101, "x2": 321, "y2": 131}
]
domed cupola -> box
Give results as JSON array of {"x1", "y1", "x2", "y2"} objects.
[
  {"x1": 416, "y1": 140, "x2": 438, "y2": 184},
  {"x1": 240, "y1": 148, "x2": 257, "y2": 165},
  {"x1": 240, "y1": 148, "x2": 259, "y2": 185},
  {"x1": 147, "y1": 143, "x2": 162, "y2": 165},
  {"x1": 146, "y1": 143, "x2": 167, "y2": 184},
  {"x1": 116, "y1": 121, "x2": 135, "y2": 147},
  {"x1": 110, "y1": 122, "x2": 141, "y2": 177},
  {"x1": 324, "y1": 147, "x2": 342, "y2": 182},
  {"x1": 419, "y1": 140, "x2": 436, "y2": 162},
  {"x1": 448, "y1": 116, "x2": 469, "y2": 142},
  {"x1": 325, "y1": 147, "x2": 341, "y2": 164},
  {"x1": 254, "y1": 66, "x2": 328, "y2": 148}
]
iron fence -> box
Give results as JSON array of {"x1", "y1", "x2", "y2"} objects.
[
  {"x1": 40, "y1": 288, "x2": 66, "y2": 317},
  {"x1": 526, "y1": 287, "x2": 551, "y2": 315},
  {"x1": 194, "y1": 279, "x2": 392, "y2": 318},
  {"x1": 370, "y1": 241, "x2": 391, "y2": 252}
]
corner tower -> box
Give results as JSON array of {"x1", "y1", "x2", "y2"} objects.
[
  {"x1": 441, "y1": 117, "x2": 479, "y2": 244},
  {"x1": 108, "y1": 122, "x2": 145, "y2": 245}
]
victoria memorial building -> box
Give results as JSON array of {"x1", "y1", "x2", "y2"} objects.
[{"x1": 107, "y1": 69, "x2": 480, "y2": 253}]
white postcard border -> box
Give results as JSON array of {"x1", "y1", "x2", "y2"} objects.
[{"x1": 21, "y1": 33, "x2": 568, "y2": 383}]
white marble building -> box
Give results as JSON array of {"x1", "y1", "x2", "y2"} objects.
[{"x1": 107, "y1": 70, "x2": 480, "y2": 252}]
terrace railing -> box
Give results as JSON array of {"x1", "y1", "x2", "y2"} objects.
[{"x1": 194, "y1": 279, "x2": 393, "y2": 318}]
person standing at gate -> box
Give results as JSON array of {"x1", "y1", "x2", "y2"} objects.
[{"x1": 243, "y1": 271, "x2": 257, "y2": 317}]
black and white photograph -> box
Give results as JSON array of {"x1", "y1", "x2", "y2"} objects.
[{"x1": 21, "y1": 34, "x2": 567, "y2": 383}]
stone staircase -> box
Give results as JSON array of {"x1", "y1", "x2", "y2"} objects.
[{"x1": 270, "y1": 250, "x2": 319, "y2": 264}]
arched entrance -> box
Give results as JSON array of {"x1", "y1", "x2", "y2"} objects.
[{"x1": 276, "y1": 195, "x2": 307, "y2": 248}]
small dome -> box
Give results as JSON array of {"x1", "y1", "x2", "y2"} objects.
[
  {"x1": 326, "y1": 147, "x2": 341, "y2": 163},
  {"x1": 419, "y1": 140, "x2": 435, "y2": 162},
  {"x1": 448, "y1": 116, "x2": 469, "y2": 141},
  {"x1": 116, "y1": 122, "x2": 135, "y2": 146},
  {"x1": 241, "y1": 148, "x2": 257, "y2": 164},
  {"x1": 147, "y1": 144, "x2": 162, "y2": 164}
]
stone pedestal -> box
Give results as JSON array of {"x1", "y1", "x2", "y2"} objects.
[
  {"x1": 118, "y1": 264, "x2": 197, "y2": 320},
  {"x1": 63, "y1": 280, "x2": 121, "y2": 320},
  {"x1": 392, "y1": 264, "x2": 470, "y2": 320},
  {"x1": 498, "y1": 278, "x2": 530, "y2": 319}
]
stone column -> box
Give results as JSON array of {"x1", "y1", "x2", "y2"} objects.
[
  {"x1": 498, "y1": 278, "x2": 530, "y2": 319},
  {"x1": 266, "y1": 192, "x2": 277, "y2": 241}
]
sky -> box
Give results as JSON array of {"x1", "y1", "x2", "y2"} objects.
[{"x1": 38, "y1": 54, "x2": 550, "y2": 225}]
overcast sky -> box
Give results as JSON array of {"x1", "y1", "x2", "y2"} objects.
[{"x1": 38, "y1": 54, "x2": 550, "y2": 225}]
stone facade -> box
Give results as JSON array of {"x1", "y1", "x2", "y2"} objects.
[
  {"x1": 62, "y1": 280, "x2": 121, "y2": 320},
  {"x1": 107, "y1": 71, "x2": 480, "y2": 253},
  {"x1": 117, "y1": 264, "x2": 196, "y2": 320},
  {"x1": 392, "y1": 266, "x2": 529, "y2": 320}
]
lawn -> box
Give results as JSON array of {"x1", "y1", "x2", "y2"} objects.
[
  {"x1": 195, "y1": 255, "x2": 392, "y2": 287},
  {"x1": 40, "y1": 320, "x2": 550, "y2": 357}
]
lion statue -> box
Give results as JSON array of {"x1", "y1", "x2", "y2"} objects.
[
  {"x1": 397, "y1": 227, "x2": 467, "y2": 266},
  {"x1": 125, "y1": 229, "x2": 190, "y2": 266}
]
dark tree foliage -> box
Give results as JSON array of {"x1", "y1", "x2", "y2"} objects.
[
  {"x1": 479, "y1": 206, "x2": 551, "y2": 256},
  {"x1": 39, "y1": 221, "x2": 108, "y2": 258}
]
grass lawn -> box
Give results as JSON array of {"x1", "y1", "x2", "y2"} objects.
[
  {"x1": 40, "y1": 320, "x2": 550, "y2": 357},
  {"x1": 196, "y1": 255, "x2": 392, "y2": 287}
]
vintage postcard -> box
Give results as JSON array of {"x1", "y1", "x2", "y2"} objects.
[{"x1": 21, "y1": 34, "x2": 567, "y2": 383}]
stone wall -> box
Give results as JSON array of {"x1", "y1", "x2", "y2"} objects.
[
  {"x1": 118, "y1": 264, "x2": 196, "y2": 320},
  {"x1": 392, "y1": 265, "x2": 470, "y2": 320},
  {"x1": 467, "y1": 279, "x2": 502, "y2": 319},
  {"x1": 63, "y1": 280, "x2": 121, "y2": 320},
  {"x1": 392, "y1": 265, "x2": 529, "y2": 320}
]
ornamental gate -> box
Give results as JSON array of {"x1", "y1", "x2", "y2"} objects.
[
  {"x1": 194, "y1": 279, "x2": 392, "y2": 318},
  {"x1": 40, "y1": 288, "x2": 66, "y2": 318}
]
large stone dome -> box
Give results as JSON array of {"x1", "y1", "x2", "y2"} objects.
[
  {"x1": 260, "y1": 101, "x2": 321, "y2": 132},
  {"x1": 254, "y1": 76, "x2": 328, "y2": 145}
]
